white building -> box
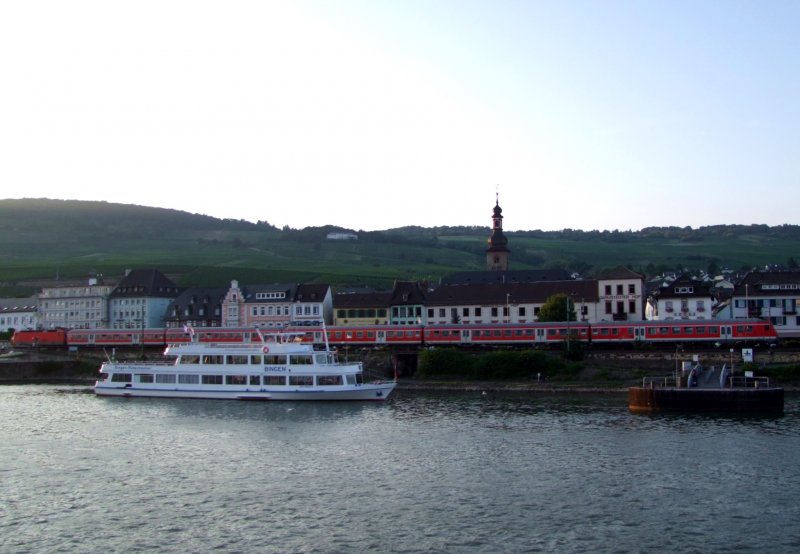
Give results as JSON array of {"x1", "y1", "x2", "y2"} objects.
[
  {"x1": 0, "y1": 296, "x2": 39, "y2": 332},
  {"x1": 39, "y1": 279, "x2": 113, "y2": 329}
]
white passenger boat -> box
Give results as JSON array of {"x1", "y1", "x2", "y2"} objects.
[{"x1": 94, "y1": 331, "x2": 396, "y2": 401}]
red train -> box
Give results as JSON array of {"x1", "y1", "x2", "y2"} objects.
[{"x1": 11, "y1": 319, "x2": 778, "y2": 349}]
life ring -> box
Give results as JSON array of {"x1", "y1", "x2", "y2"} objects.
[{"x1": 262, "y1": 345, "x2": 270, "y2": 354}]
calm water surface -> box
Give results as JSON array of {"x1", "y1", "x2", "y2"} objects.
[{"x1": 2, "y1": 386, "x2": 800, "y2": 553}]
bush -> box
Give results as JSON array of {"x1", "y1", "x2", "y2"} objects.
[
  {"x1": 417, "y1": 349, "x2": 474, "y2": 378},
  {"x1": 417, "y1": 348, "x2": 575, "y2": 381}
]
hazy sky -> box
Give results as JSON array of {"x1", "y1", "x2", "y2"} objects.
[{"x1": 2, "y1": 1, "x2": 798, "y2": 231}]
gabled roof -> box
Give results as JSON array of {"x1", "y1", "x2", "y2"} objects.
[
  {"x1": 442, "y1": 269, "x2": 572, "y2": 286},
  {"x1": 110, "y1": 269, "x2": 181, "y2": 298},
  {"x1": 0, "y1": 295, "x2": 38, "y2": 312},
  {"x1": 426, "y1": 281, "x2": 598, "y2": 307},
  {"x1": 167, "y1": 287, "x2": 227, "y2": 311},
  {"x1": 650, "y1": 274, "x2": 712, "y2": 299},
  {"x1": 238, "y1": 283, "x2": 297, "y2": 303},
  {"x1": 597, "y1": 266, "x2": 645, "y2": 280},
  {"x1": 294, "y1": 284, "x2": 330, "y2": 303},
  {"x1": 390, "y1": 281, "x2": 426, "y2": 305},
  {"x1": 735, "y1": 270, "x2": 800, "y2": 297},
  {"x1": 333, "y1": 291, "x2": 393, "y2": 309}
]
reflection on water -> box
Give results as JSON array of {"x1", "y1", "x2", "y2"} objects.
[{"x1": 2, "y1": 386, "x2": 800, "y2": 553}]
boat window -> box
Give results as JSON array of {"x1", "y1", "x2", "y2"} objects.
[
  {"x1": 180, "y1": 355, "x2": 200, "y2": 365},
  {"x1": 250, "y1": 355, "x2": 262, "y2": 365},
  {"x1": 111, "y1": 373, "x2": 132, "y2": 382},
  {"x1": 289, "y1": 375, "x2": 313, "y2": 386},
  {"x1": 315, "y1": 353, "x2": 331, "y2": 364},
  {"x1": 290, "y1": 355, "x2": 314, "y2": 365},
  {"x1": 356, "y1": 374, "x2": 363, "y2": 385},
  {"x1": 156, "y1": 374, "x2": 177, "y2": 384},
  {"x1": 264, "y1": 354, "x2": 287, "y2": 365},
  {"x1": 248, "y1": 375, "x2": 261, "y2": 385},
  {"x1": 225, "y1": 375, "x2": 247, "y2": 385},
  {"x1": 318, "y1": 375, "x2": 343, "y2": 386},
  {"x1": 202, "y1": 355, "x2": 224, "y2": 365},
  {"x1": 136, "y1": 374, "x2": 154, "y2": 383},
  {"x1": 226, "y1": 355, "x2": 248, "y2": 365},
  {"x1": 178, "y1": 374, "x2": 199, "y2": 384},
  {"x1": 202, "y1": 375, "x2": 223, "y2": 385},
  {"x1": 264, "y1": 375, "x2": 285, "y2": 386}
]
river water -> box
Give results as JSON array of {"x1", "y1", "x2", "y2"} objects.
[{"x1": 2, "y1": 385, "x2": 799, "y2": 553}]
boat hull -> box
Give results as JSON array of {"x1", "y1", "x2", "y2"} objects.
[
  {"x1": 94, "y1": 382, "x2": 396, "y2": 401},
  {"x1": 628, "y1": 386, "x2": 784, "y2": 414}
]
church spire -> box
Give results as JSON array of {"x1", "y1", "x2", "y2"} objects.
[{"x1": 486, "y1": 191, "x2": 510, "y2": 271}]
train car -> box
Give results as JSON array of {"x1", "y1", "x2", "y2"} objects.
[
  {"x1": 323, "y1": 325, "x2": 424, "y2": 346},
  {"x1": 10, "y1": 329, "x2": 68, "y2": 347},
  {"x1": 639, "y1": 319, "x2": 777, "y2": 344},
  {"x1": 51, "y1": 318, "x2": 779, "y2": 351},
  {"x1": 72, "y1": 329, "x2": 168, "y2": 347}
]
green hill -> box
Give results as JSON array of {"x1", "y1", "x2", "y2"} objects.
[{"x1": 0, "y1": 198, "x2": 798, "y2": 296}]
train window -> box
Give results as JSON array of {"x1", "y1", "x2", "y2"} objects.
[
  {"x1": 612, "y1": 329, "x2": 619, "y2": 335},
  {"x1": 548, "y1": 329, "x2": 556, "y2": 336},
  {"x1": 744, "y1": 326, "x2": 752, "y2": 333},
  {"x1": 515, "y1": 330, "x2": 523, "y2": 336},
  {"x1": 736, "y1": 326, "x2": 744, "y2": 333},
  {"x1": 559, "y1": 329, "x2": 567, "y2": 336},
  {"x1": 504, "y1": 330, "x2": 512, "y2": 337},
  {"x1": 600, "y1": 328, "x2": 609, "y2": 336},
  {"x1": 367, "y1": 331, "x2": 375, "y2": 338},
  {"x1": 592, "y1": 328, "x2": 599, "y2": 335},
  {"x1": 696, "y1": 327, "x2": 706, "y2": 334},
  {"x1": 672, "y1": 327, "x2": 681, "y2": 334},
  {"x1": 356, "y1": 331, "x2": 364, "y2": 338},
  {"x1": 525, "y1": 329, "x2": 534, "y2": 336},
  {"x1": 647, "y1": 328, "x2": 656, "y2": 335},
  {"x1": 493, "y1": 330, "x2": 501, "y2": 337},
  {"x1": 684, "y1": 327, "x2": 694, "y2": 334},
  {"x1": 659, "y1": 327, "x2": 668, "y2": 334}
]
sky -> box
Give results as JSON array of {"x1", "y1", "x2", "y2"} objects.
[{"x1": 1, "y1": 1, "x2": 798, "y2": 232}]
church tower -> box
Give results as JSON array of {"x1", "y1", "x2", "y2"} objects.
[{"x1": 486, "y1": 193, "x2": 510, "y2": 271}]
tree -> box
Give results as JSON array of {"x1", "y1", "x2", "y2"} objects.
[{"x1": 537, "y1": 293, "x2": 576, "y2": 322}]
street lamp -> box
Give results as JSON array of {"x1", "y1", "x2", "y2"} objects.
[{"x1": 506, "y1": 293, "x2": 510, "y2": 324}]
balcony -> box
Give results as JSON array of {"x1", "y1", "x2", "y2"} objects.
[{"x1": 612, "y1": 313, "x2": 628, "y2": 321}]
